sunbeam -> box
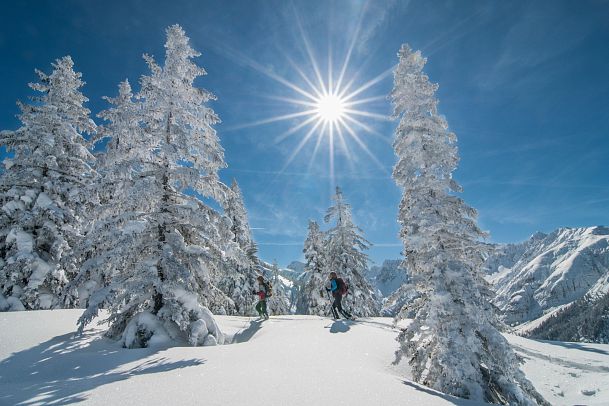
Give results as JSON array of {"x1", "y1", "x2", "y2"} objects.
[
  {"x1": 342, "y1": 115, "x2": 391, "y2": 145},
  {"x1": 335, "y1": 122, "x2": 357, "y2": 173},
  {"x1": 335, "y1": 1, "x2": 366, "y2": 92},
  {"x1": 340, "y1": 117, "x2": 389, "y2": 173},
  {"x1": 274, "y1": 115, "x2": 319, "y2": 143},
  {"x1": 343, "y1": 108, "x2": 390, "y2": 121},
  {"x1": 226, "y1": 110, "x2": 317, "y2": 131},
  {"x1": 293, "y1": 4, "x2": 327, "y2": 95},
  {"x1": 308, "y1": 128, "x2": 326, "y2": 171},
  {"x1": 281, "y1": 119, "x2": 324, "y2": 173}
]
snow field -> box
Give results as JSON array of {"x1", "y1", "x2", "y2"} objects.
[
  {"x1": 1, "y1": 310, "x2": 608, "y2": 405},
  {"x1": 0, "y1": 311, "x2": 474, "y2": 405}
]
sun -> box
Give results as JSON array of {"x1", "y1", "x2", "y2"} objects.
[{"x1": 315, "y1": 93, "x2": 345, "y2": 123}]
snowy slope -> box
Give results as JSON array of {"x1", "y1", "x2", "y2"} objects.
[
  {"x1": 485, "y1": 226, "x2": 609, "y2": 325},
  {"x1": 2, "y1": 311, "x2": 609, "y2": 405},
  {"x1": 508, "y1": 334, "x2": 609, "y2": 404}
]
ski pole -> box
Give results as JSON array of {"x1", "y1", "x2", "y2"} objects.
[{"x1": 325, "y1": 289, "x2": 336, "y2": 318}]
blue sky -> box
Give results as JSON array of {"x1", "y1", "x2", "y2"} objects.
[{"x1": 1, "y1": 0, "x2": 608, "y2": 267}]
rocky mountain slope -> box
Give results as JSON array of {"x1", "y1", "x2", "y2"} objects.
[
  {"x1": 484, "y1": 226, "x2": 609, "y2": 327},
  {"x1": 369, "y1": 259, "x2": 408, "y2": 297}
]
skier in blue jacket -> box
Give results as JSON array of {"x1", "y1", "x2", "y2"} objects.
[{"x1": 326, "y1": 272, "x2": 353, "y2": 320}]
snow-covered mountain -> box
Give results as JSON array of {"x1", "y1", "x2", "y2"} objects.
[
  {"x1": 482, "y1": 231, "x2": 548, "y2": 275},
  {"x1": 485, "y1": 226, "x2": 609, "y2": 327},
  {"x1": 369, "y1": 259, "x2": 408, "y2": 297}
]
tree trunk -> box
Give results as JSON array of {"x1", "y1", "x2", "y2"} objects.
[{"x1": 153, "y1": 112, "x2": 173, "y2": 315}]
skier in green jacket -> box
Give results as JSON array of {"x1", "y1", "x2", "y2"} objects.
[{"x1": 252, "y1": 275, "x2": 271, "y2": 320}]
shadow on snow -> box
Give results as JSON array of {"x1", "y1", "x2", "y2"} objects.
[
  {"x1": 512, "y1": 343, "x2": 609, "y2": 373},
  {"x1": 351, "y1": 318, "x2": 398, "y2": 332},
  {"x1": 0, "y1": 330, "x2": 204, "y2": 405},
  {"x1": 531, "y1": 338, "x2": 609, "y2": 356},
  {"x1": 232, "y1": 319, "x2": 264, "y2": 343},
  {"x1": 402, "y1": 380, "x2": 486, "y2": 406},
  {"x1": 327, "y1": 320, "x2": 351, "y2": 333}
]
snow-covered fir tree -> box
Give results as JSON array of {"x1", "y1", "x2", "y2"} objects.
[
  {"x1": 391, "y1": 44, "x2": 548, "y2": 405},
  {"x1": 262, "y1": 260, "x2": 291, "y2": 315},
  {"x1": 323, "y1": 187, "x2": 381, "y2": 317},
  {"x1": 225, "y1": 179, "x2": 254, "y2": 251},
  {"x1": 216, "y1": 179, "x2": 258, "y2": 315},
  {"x1": 72, "y1": 79, "x2": 142, "y2": 306},
  {"x1": 270, "y1": 260, "x2": 279, "y2": 280},
  {"x1": 296, "y1": 220, "x2": 329, "y2": 315},
  {"x1": 76, "y1": 25, "x2": 234, "y2": 348},
  {"x1": 526, "y1": 291, "x2": 609, "y2": 343},
  {"x1": 0, "y1": 56, "x2": 96, "y2": 311}
]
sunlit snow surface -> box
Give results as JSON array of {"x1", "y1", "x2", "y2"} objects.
[{"x1": 1, "y1": 310, "x2": 608, "y2": 405}]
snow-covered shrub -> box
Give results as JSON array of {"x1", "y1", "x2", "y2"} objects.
[{"x1": 381, "y1": 282, "x2": 420, "y2": 317}]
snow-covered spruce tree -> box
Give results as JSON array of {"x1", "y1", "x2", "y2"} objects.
[
  {"x1": 225, "y1": 179, "x2": 254, "y2": 251},
  {"x1": 391, "y1": 44, "x2": 547, "y2": 405},
  {"x1": 71, "y1": 79, "x2": 143, "y2": 306},
  {"x1": 217, "y1": 179, "x2": 258, "y2": 315},
  {"x1": 323, "y1": 187, "x2": 381, "y2": 317},
  {"x1": 0, "y1": 56, "x2": 96, "y2": 311},
  {"x1": 76, "y1": 25, "x2": 233, "y2": 347},
  {"x1": 265, "y1": 260, "x2": 291, "y2": 314},
  {"x1": 296, "y1": 220, "x2": 329, "y2": 315}
]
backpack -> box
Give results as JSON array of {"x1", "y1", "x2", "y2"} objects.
[
  {"x1": 264, "y1": 281, "x2": 273, "y2": 298},
  {"x1": 336, "y1": 278, "x2": 348, "y2": 296}
]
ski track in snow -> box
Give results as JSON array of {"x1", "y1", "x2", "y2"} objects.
[
  {"x1": 1, "y1": 311, "x2": 608, "y2": 406},
  {"x1": 508, "y1": 334, "x2": 609, "y2": 405}
]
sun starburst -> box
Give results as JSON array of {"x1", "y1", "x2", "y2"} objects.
[{"x1": 220, "y1": 8, "x2": 394, "y2": 184}]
